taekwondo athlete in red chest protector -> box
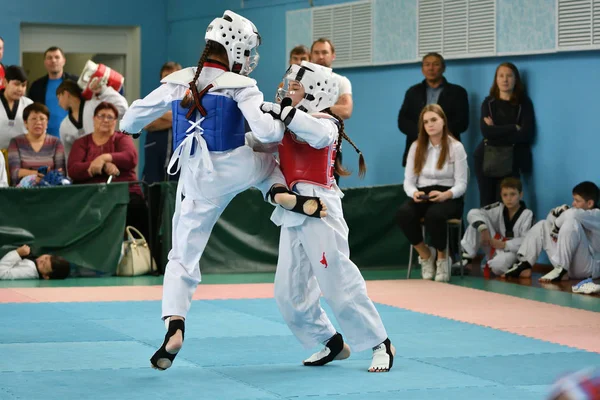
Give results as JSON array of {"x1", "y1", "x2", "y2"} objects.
[{"x1": 259, "y1": 61, "x2": 395, "y2": 372}]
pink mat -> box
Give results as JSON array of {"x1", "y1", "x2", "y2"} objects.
[
  {"x1": 366, "y1": 280, "x2": 600, "y2": 353},
  {"x1": 0, "y1": 283, "x2": 274, "y2": 303}
]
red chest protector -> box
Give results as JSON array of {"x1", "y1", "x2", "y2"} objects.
[{"x1": 278, "y1": 129, "x2": 337, "y2": 189}]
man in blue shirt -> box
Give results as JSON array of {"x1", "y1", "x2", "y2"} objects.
[{"x1": 28, "y1": 47, "x2": 78, "y2": 137}]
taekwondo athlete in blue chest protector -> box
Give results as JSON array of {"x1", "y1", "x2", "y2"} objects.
[{"x1": 120, "y1": 10, "x2": 327, "y2": 371}]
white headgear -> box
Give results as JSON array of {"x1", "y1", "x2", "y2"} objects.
[
  {"x1": 277, "y1": 61, "x2": 339, "y2": 113},
  {"x1": 205, "y1": 10, "x2": 261, "y2": 75}
]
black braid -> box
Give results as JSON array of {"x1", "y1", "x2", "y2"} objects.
[
  {"x1": 323, "y1": 108, "x2": 367, "y2": 178},
  {"x1": 180, "y1": 41, "x2": 215, "y2": 108}
]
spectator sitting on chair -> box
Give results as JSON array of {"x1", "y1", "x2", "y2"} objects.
[
  {"x1": 396, "y1": 104, "x2": 468, "y2": 282},
  {"x1": 504, "y1": 181, "x2": 600, "y2": 283},
  {"x1": 56, "y1": 79, "x2": 128, "y2": 160},
  {"x1": 68, "y1": 102, "x2": 148, "y2": 239},
  {"x1": 456, "y1": 177, "x2": 533, "y2": 276},
  {"x1": 0, "y1": 244, "x2": 70, "y2": 280},
  {"x1": 7, "y1": 102, "x2": 66, "y2": 186}
]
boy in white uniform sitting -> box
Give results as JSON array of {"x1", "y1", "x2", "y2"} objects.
[
  {"x1": 504, "y1": 181, "x2": 600, "y2": 283},
  {"x1": 457, "y1": 177, "x2": 533, "y2": 276}
]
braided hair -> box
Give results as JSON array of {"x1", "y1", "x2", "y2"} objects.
[
  {"x1": 180, "y1": 41, "x2": 227, "y2": 108},
  {"x1": 323, "y1": 109, "x2": 366, "y2": 178}
]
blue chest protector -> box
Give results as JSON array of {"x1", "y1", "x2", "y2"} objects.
[{"x1": 171, "y1": 93, "x2": 246, "y2": 153}]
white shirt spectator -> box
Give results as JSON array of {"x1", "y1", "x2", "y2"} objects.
[
  {"x1": 59, "y1": 87, "x2": 128, "y2": 160},
  {"x1": 404, "y1": 138, "x2": 468, "y2": 199},
  {"x1": 0, "y1": 95, "x2": 33, "y2": 149},
  {"x1": 332, "y1": 72, "x2": 351, "y2": 101}
]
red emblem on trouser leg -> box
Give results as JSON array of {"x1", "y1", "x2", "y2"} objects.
[{"x1": 320, "y1": 252, "x2": 328, "y2": 268}]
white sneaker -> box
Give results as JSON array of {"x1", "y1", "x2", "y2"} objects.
[
  {"x1": 435, "y1": 257, "x2": 451, "y2": 282},
  {"x1": 418, "y1": 247, "x2": 437, "y2": 280},
  {"x1": 572, "y1": 278, "x2": 600, "y2": 294},
  {"x1": 452, "y1": 252, "x2": 472, "y2": 268}
]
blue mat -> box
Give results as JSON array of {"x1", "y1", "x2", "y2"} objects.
[{"x1": 0, "y1": 298, "x2": 595, "y2": 399}]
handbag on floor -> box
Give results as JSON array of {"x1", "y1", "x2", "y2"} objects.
[{"x1": 117, "y1": 226, "x2": 156, "y2": 276}]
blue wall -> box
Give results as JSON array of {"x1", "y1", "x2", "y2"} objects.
[
  {"x1": 166, "y1": 0, "x2": 600, "y2": 219},
  {"x1": 0, "y1": 0, "x2": 168, "y2": 99},
  {"x1": 5, "y1": 0, "x2": 595, "y2": 219},
  {"x1": 340, "y1": 51, "x2": 600, "y2": 217}
]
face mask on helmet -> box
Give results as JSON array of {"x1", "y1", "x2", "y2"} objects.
[
  {"x1": 277, "y1": 62, "x2": 339, "y2": 113},
  {"x1": 241, "y1": 46, "x2": 260, "y2": 75},
  {"x1": 277, "y1": 78, "x2": 306, "y2": 107}
]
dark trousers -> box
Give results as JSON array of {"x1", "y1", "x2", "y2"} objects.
[
  {"x1": 126, "y1": 192, "x2": 150, "y2": 241},
  {"x1": 143, "y1": 129, "x2": 179, "y2": 184},
  {"x1": 396, "y1": 185, "x2": 464, "y2": 251}
]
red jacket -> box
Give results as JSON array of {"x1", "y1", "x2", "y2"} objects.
[
  {"x1": 67, "y1": 131, "x2": 141, "y2": 196},
  {"x1": 0, "y1": 64, "x2": 5, "y2": 90}
]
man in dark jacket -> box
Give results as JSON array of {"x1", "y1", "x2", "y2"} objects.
[
  {"x1": 28, "y1": 47, "x2": 78, "y2": 137},
  {"x1": 397, "y1": 53, "x2": 469, "y2": 166}
]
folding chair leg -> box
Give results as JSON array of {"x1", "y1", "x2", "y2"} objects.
[
  {"x1": 407, "y1": 224, "x2": 427, "y2": 280},
  {"x1": 446, "y1": 223, "x2": 451, "y2": 277},
  {"x1": 406, "y1": 245, "x2": 413, "y2": 279},
  {"x1": 458, "y1": 222, "x2": 464, "y2": 277}
]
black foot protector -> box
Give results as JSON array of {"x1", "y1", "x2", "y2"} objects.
[{"x1": 150, "y1": 319, "x2": 185, "y2": 371}]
